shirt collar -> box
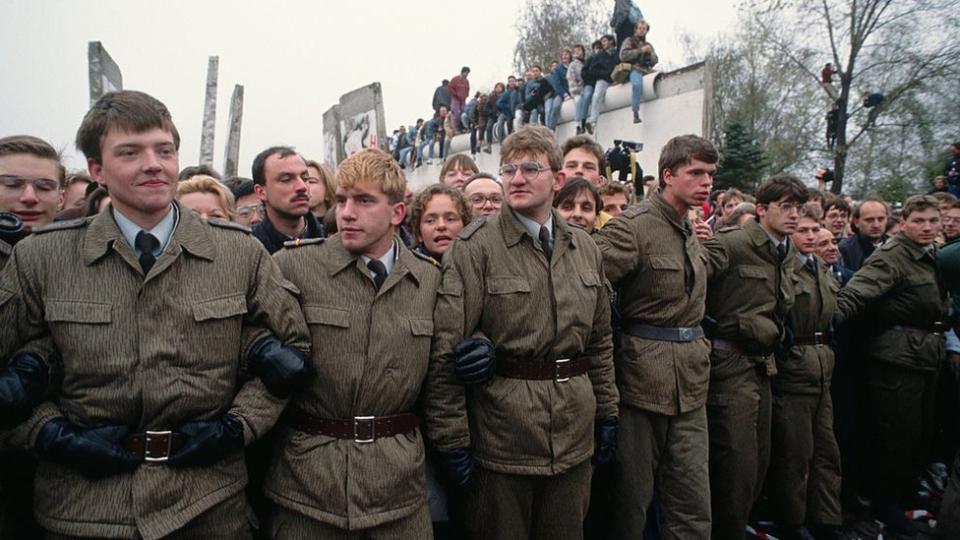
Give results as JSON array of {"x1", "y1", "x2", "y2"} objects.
[
  {"x1": 759, "y1": 222, "x2": 788, "y2": 251},
  {"x1": 361, "y1": 238, "x2": 399, "y2": 277},
  {"x1": 514, "y1": 211, "x2": 553, "y2": 243},
  {"x1": 112, "y1": 204, "x2": 178, "y2": 257}
]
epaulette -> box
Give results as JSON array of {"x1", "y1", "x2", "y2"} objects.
[
  {"x1": 458, "y1": 215, "x2": 487, "y2": 239},
  {"x1": 410, "y1": 248, "x2": 440, "y2": 267},
  {"x1": 623, "y1": 205, "x2": 650, "y2": 218},
  {"x1": 283, "y1": 237, "x2": 325, "y2": 249},
  {"x1": 208, "y1": 218, "x2": 252, "y2": 234},
  {"x1": 31, "y1": 216, "x2": 91, "y2": 234},
  {"x1": 717, "y1": 225, "x2": 741, "y2": 234}
]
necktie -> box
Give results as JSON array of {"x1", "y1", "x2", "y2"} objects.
[
  {"x1": 805, "y1": 256, "x2": 817, "y2": 274},
  {"x1": 367, "y1": 259, "x2": 388, "y2": 291},
  {"x1": 538, "y1": 225, "x2": 553, "y2": 261},
  {"x1": 776, "y1": 242, "x2": 787, "y2": 262},
  {"x1": 135, "y1": 231, "x2": 160, "y2": 275}
]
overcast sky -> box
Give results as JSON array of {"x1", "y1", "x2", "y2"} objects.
[{"x1": 1, "y1": 0, "x2": 738, "y2": 174}]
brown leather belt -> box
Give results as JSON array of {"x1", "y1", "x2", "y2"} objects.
[
  {"x1": 123, "y1": 431, "x2": 187, "y2": 462},
  {"x1": 710, "y1": 338, "x2": 772, "y2": 357},
  {"x1": 285, "y1": 406, "x2": 419, "y2": 443},
  {"x1": 794, "y1": 332, "x2": 832, "y2": 346},
  {"x1": 495, "y1": 357, "x2": 591, "y2": 382}
]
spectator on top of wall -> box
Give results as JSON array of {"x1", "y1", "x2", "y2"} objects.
[{"x1": 448, "y1": 67, "x2": 471, "y2": 133}]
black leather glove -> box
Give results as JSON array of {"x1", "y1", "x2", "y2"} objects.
[
  {"x1": 249, "y1": 336, "x2": 310, "y2": 399},
  {"x1": 438, "y1": 447, "x2": 476, "y2": 491},
  {"x1": 0, "y1": 352, "x2": 49, "y2": 429},
  {"x1": 168, "y1": 414, "x2": 244, "y2": 467},
  {"x1": 592, "y1": 416, "x2": 619, "y2": 465},
  {"x1": 35, "y1": 418, "x2": 140, "y2": 479},
  {"x1": 453, "y1": 338, "x2": 496, "y2": 385}
]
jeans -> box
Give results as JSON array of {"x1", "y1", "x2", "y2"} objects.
[
  {"x1": 398, "y1": 146, "x2": 413, "y2": 166},
  {"x1": 545, "y1": 95, "x2": 564, "y2": 130},
  {"x1": 495, "y1": 112, "x2": 513, "y2": 141},
  {"x1": 417, "y1": 139, "x2": 435, "y2": 161},
  {"x1": 630, "y1": 70, "x2": 644, "y2": 114},
  {"x1": 577, "y1": 87, "x2": 593, "y2": 122},
  {"x1": 527, "y1": 106, "x2": 542, "y2": 126},
  {"x1": 588, "y1": 80, "x2": 610, "y2": 125},
  {"x1": 484, "y1": 117, "x2": 496, "y2": 145},
  {"x1": 451, "y1": 98, "x2": 464, "y2": 132}
]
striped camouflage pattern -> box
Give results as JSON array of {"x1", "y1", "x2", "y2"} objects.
[
  {"x1": 773, "y1": 256, "x2": 839, "y2": 394},
  {"x1": 267, "y1": 234, "x2": 440, "y2": 531},
  {"x1": 703, "y1": 219, "x2": 797, "y2": 378},
  {"x1": 595, "y1": 192, "x2": 719, "y2": 415},
  {"x1": 0, "y1": 205, "x2": 310, "y2": 540},
  {"x1": 0, "y1": 238, "x2": 18, "y2": 361},
  {"x1": 424, "y1": 208, "x2": 618, "y2": 476}
]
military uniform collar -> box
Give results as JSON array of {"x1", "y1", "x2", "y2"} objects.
[
  {"x1": 325, "y1": 233, "x2": 424, "y2": 286},
  {"x1": 649, "y1": 191, "x2": 691, "y2": 234},
  {"x1": 501, "y1": 207, "x2": 577, "y2": 253},
  {"x1": 112, "y1": 204, "x2": 177, "y2": 256},
  {"x1": 84, "y1": 202, "x2": 215, "y2": 266},
  {"x1": 893, "y1": 232, "x2": 935, "y2": 261}
]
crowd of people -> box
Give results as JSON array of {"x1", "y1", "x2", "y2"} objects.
[
  {"x1": 387, "y1": 17, "x2": 658, "y2": 171},
  {"x1": 0, "y1": 84, "x2": 959, "y2": 540}
]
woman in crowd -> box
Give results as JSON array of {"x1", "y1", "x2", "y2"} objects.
[
  {"x1": 408, "y1": 183, "x2": 472, "y2": 264},
  {"x1": 305, "y1": 160, "x2": 336, "y2": 219},
  {"x1": 553, "y1": 176, "x2": 601, "y2": 233},
  {"x1": 176, "y1": 175, "x2": 236, "y2": 221},
  {"x1": 439, "y1": 154, "x2": 480, "y2": 191}
]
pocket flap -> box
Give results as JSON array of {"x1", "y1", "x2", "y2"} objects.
[
  {"x1": 487, "y1": 276, "x2": 531, "y2": 294},
  {"x1": 303, "y1": 305, "x2": 350, "y2": 327},
  {"x1": 192, "y1": 294, "x2": 248, "y2": 322},
  {"x1": 737, "y1": 265, "x2": 766, "y2": 279},
  {"x1": 579, "y1": 272, "x2": 602, "y2": 287},
  {"x1": 45, "y1": 300, "x2": 112, "y2": 324},
  {"x1": 409, "y1": 319, "x2": 434, "y2": 336},
  {"x1": 649, "y1": 256, "x2": 682, "y2": 271}
]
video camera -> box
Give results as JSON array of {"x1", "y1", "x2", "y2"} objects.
[{"x1": 604, "y1": 139, "x2": 644, "y2": 183}]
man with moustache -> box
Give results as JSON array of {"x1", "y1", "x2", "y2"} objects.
[
  {"x1": 267, "y1": 148, "x2": 441, "y2": 538},
  {"x1": 595, "y1": 134, "x2": 719, "y2": 538},
  {"x1": 834, "y1": 195, "x2": 948, "y2": 536},
  {"x1": 702, "y1": 174, "x2": 807, "y2": 539},
  {"x1": 250, "y1": 146, "x2": 324, "y2": 254},
  {"x1": 425, "y1": 126, "x2": 618, "y2": 539},
  {"x1": 0, "y1": 90, "x2": 311, "y2": 539}
]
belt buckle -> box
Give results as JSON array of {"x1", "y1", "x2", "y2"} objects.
[
  {"x1": 555, "y1": 358, "x2": 571, "y2": 383},
  {"x1": 679, "y1": 327, "x2": 692, "y2": 341},
  {"x1": 814, "y1": 331, "x2": 823, "y2": 346},
  {"x1": 144, "y1": 430, "x2": 173, "y2": 463},
  {"x1": 934, "y1": 322, "x2": 945, "y2": 335},
  {"x1": 354, "y1": 416, "x2": 375, "y2": 444}
]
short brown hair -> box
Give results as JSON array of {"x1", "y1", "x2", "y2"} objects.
[
  {"x1": 853, "y1": 195, "x2": 890, "y2": 219},
  {"x1": 930, "y1": 191, "x2": 958, "y2": 204},
  {"x1": 755, "y1": 174, "x2": 808, "y2": 206},
  {"x1": 599, "y1": 180, "x2": 629, "y2": 198},
  {"x1": 657, "y1": 135, "x2": 719, "y2": 188},
  {"x1": 799, "y1": 202, "x2": 823, "y2": 221},
  {"x1": 407, "y1": 184, "x2": 472, "y2": 244},
  {"x1": 76, "y1": 91, "x2": 180, "y2": 164},
  {"x1": 176, "y1": 175, "x2": 237, "y2": 220},
  {"x1": 305, "y1": 159, "x2": 337, "y2": 210},
  {"x1": 823, "y1": 196, "x2": 851, "y2": 216},
  {"x1": 501, "y1": 126, "x2": 562, "y2": 172},
  {"x1": 336, "y1": 148, "x2": 406, "y2": 204},
  {"x1": 900, "y1": 194, "x2": 940, "y2": 219},
  {"x1": 554, "y1": 177, "x2": 601, "y2": 211},
  {"x1": 561, "y1": 135, "x2": 603, "y2": 169},
  {"x1": 439, "y1": 154, "x2": 480, "y2": 183},
  {"x1": 720, "y1": 188, "x2": 745, "y2": 208},
  {"x1": 0, "y1": 135, "x2": 66, "y2": 184}
]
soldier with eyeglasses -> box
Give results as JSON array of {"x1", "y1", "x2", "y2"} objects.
[{"x1": 425, "y1": 126, "x2": 618, "y2": 540}]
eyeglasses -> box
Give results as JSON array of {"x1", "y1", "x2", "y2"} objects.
[
  {"x1": 942, "y1": 216, "x2": 960, "y2": 224},
  {"x1": 236, "y1": 204, "x2": 265, "y2": 218},
  {"x1": 468, "y1": 194, "x2": 504, "y2": 206},
  {"x1": 499, "y1": 161, "x2": 549, "y2": 181},
  {"x1": 771, "y1": 202, "x2": 800, "y2": 213},
  {"x1": 0, "y1": 175, "x2": 60, "y2": 193}
]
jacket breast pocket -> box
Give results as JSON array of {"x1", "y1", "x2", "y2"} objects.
[
  {"x1": 737, "y1": 264, "x2": 767, "y2": 280},
  {"x1": 189, "y1": 293, "x2": 247, "y2": 352},
  {"x1": 44, "y1": 299, "x2": 113, "y2": 372},
  {"x1": 484, "y1": 276, "x2": 532, "y2": 332}
]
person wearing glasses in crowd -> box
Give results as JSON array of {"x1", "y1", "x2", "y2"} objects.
[
  {"x1": 462, "y1": 173, "x2": 503, "y2": 218},
  {"x1": 229, "y1": 178, "x2": 264, "y2": 228},
  {"x1": 409, "y1": 184, "x2": 472, "y2": 264},
  {"x1": 425, "y1": 126, "x2": 618, "y2": 540},
  {"x1": 701, "y1": 175, "x2": 807, "y2": 540}
]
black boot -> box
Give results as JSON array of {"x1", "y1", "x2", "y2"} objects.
[{"x1": 633, "y1": 110, "x2": 642, "y2": 124}]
